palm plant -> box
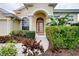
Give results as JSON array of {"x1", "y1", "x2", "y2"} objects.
[{"x1": 47, "y1": 14, "x2": 73, "y2": 26}]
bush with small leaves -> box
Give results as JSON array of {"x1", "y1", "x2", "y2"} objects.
[
  {"x1": 46, "y1": 26, "x2": 79, "y2": 49},
  {"x1": 0, "y1": 43, "x2": 17, "y2": 56}
]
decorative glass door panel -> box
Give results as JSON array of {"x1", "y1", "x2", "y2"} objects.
[
  {"x1": 36, "y1": 18, "x2": 44, "y2": 35},
  {"x1": 38, "y1": 23, "x2": 43, "y2": 33}
]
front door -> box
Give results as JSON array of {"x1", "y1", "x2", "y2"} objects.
[{"x1": 36, "y1": 17, "x2": 44, "y2": 35}]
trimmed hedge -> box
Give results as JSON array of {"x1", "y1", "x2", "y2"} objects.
[
  {"x1": 10, "y1": 30, "x2": 35, "y2": 39},
  {"x1": 46, "y1": 26, "x2": 79, "y2": 49}
]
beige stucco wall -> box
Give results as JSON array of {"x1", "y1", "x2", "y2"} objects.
[
  {"x1": 0, "y1": 17, "x2": 12, "y2": 36},
  {"x1": 16, "y1": 8, "x2": 28, "y2": 17},
  {"x1": 15, "y1": 3, "x2": 54, "y2": 35},
  {"x1": 27, "y1": 3, "x2": 53, "y2": 15},
  {"x1": 16, "y1": 3, "x2": 53, "y2": 17},
  {"x1": 0, "y1": 19, "x2": 7, "y2": 36},
  {"x1": 11, "y1": 20, "x2": 20, "y2": 31},
  {"x1": 0, "y1": 12, "x2": 20, "y2": 36}
]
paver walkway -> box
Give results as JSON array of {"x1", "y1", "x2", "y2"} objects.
[{"x1": 35, "y1": 35, "x2": 49, "y2": 52}]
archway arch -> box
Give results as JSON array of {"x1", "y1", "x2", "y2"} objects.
[
  {"x1": 31, "y1": 8, "x2": 49, "y2": 16},
  {"x1": 33, "y1": 10, "x2": 48, "y2": 35}
]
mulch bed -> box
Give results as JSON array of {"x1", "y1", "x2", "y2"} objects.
[
  {"x1": 1, "y1": 36, "x2": 79, "y2": 56},
  {"x1": 41, "y1": 42, "x2": 79, "y2": 56},
  {"x1": 0, "y1": 36, "x2": 35, "y2": 43},
  {"x1": 0, "y1": 36, "x2": 44, "y2": 56}
]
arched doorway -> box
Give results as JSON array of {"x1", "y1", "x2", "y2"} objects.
[
  {"x1": 36, "y1": 17, "x2": 44, "y2": 35},
  {"x1": 33, "y1": 10, "x2": 48, "y2": 35}
]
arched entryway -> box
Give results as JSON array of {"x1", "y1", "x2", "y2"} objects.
[
  {"x1": 32, "y1": 10, "x2": 48, "y2": 35},
  {"x1": 36, "y1": 17, "x2": 44, "y2": 35}
]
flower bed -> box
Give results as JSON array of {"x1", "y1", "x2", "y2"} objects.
[
  {"x1": 0, "y1": 36, "x2": 16, "y2": 43},
  {"x1": 0, "y1": 36, "x2": 44, "y2": 56}
]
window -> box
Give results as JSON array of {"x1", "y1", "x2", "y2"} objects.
[{"x1": 22, "y1": 17, "x2": 29, "y2": 30}]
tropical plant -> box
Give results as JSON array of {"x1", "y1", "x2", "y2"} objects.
[{"x1": 47, "y1": 14, "x2": 73, "y2": 26}]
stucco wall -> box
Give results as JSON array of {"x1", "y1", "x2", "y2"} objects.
[
  {"x1": 15, "y1": 3, "x2": 54, "y2": 35},
  {"x1": 16, "y1": 3, "x2": 54, "y2": 18},
  {"x1": 27, "y1": 3, "x2": 53, "y2": 15},
  {"x1": 0, "y1": 19, "x2": 7, "y2": 36},
  {"x1": 0, "y1": 17, "x2": 12, "y2": 36},
  {"x1": 11, "y1": 20, "x2": 20, "y2": 31},
  {"x1": 0, "y1": 15, "x2": 20, "y2": 36}
]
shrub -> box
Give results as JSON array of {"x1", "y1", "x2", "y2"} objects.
[
  {"x1": 7, "y1": 39, "x2": 17, "y2": 43},
  {"x1": 10, "y1": 30, "x2": 35, "y2": 39},
  {"x1": 0, "y1": 43, "x2": 17, "y2": 56},
  {"x1": 46, "y1": 26, "x2": 79, "y2": 49},
  {"x1": 25, "y1": 31, "x2": 35, "y2": 39}
]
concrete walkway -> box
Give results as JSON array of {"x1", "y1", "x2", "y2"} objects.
[{"x1": 35, "y1": 35, "x2": 49, "y2": 52}]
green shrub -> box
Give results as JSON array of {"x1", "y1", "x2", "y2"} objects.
[
  {"x1": 10, "y1": 30, "x2": 35, "y2": 39},
  {"x1": 46, "y1": 26, "x2": 79, "y2": 49},
  {"x1": 0, "y1": 43, "x2": 17, "y2": 56},
  {"x1": 7, "y1": 39, "x2": 17, "y2": 43},
  {"x1": 24, "y1": 31, "x2": 35, "y2": 39}
]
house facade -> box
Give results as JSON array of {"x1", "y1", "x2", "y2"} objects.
[
  {"x1": 15, "y1": 3, "x2": 57, "y2": 35},
  {"x1": 1, "y1": 3, "x2": 79, "y2": 36}
]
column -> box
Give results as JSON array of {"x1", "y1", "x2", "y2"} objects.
[
  {"x1": 20, "y1": 20, "x2": 22, "y2": 30},
  {"x1": 7, "y1": 18, "x2": 11, "y2": 35},
  {"x1": 28, "y1": 15, "x2": 33, "y2": 31}
]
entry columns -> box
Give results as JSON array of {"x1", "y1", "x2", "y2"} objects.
[{"x1": 28, "y1": 15, "x2": 33, "y2": 31}]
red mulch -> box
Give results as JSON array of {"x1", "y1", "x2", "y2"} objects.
[
  {"x1": 14, "y1": 36, "x2": 79, "y2": 56},
  {"x1": 1, "y1": 36, "x2": 79, "y2": 56},
  {"x1": 41, "y1": 42, "x2": 79, "y2": 56}
]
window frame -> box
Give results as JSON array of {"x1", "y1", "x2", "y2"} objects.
[{"x1": 22, "y1": 17, "x2": 29, "y2": 30}]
